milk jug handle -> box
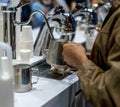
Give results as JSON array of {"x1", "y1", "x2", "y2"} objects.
[{"x1": 31, "y1": 68, "x2": 39, "y2": 84}]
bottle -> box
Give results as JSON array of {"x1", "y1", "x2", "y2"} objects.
[{"x1": 0, "y1": 42, "x2": 14, "y2": 107}]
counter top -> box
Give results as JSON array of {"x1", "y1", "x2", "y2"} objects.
[
  {"x1": 14, "y1": 73, "x2": 79, "y2": 107},
  {"x1": 12, "y1": 56, "x2": 44, "y2": 66},
  {"x1": 14, "y1": 28, "x2": 81, "y2": 107}
]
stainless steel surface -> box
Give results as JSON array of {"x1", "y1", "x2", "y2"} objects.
[
  {"x1": 33, "y1": 61, "x2": 71, "y2": 80},
  {"x1": 15, "y1": 9, "x2": 56, "y2": 57},
  {"x1": 2, "y1": 6, "x2": 17, "y2": 59},
  {"x1": 15, "y1": 10, "x2": 54, "y2": 40},
  {"x1": 16, "y1": 0, "x2": 42, "y2": 8},
  {"x1": 1, "y1": 0, "x2": 31, "y2": 59},
  {"x1": 34, "y1": 6, "x2": 76, "y2": 56},
  {"x1": 14, "y1": 64, "x2": 39, "y2": 93},
  {"x1": 46, "y1": 39, "x2": 66, "y2": 65},
  {"x1": 72, "y1": 2, "x2": 96, "y2": 24},
  {"x1": 73, "y1": 9, "x2": 93, "y2": 23},
  {"x1": 54, "y1": 13, "x2": 76, "y2": 35},
  {"x1": 33, "y1": 20, "x2": 52, "y2": 57},
  {"x1": 16, "y1": 0, "x2": 30, "y2": 8},
  {"x1": 1, "y1": 4, "x2": 55, "y2": 59},
  {"x1": 14, "y1": 64, "x2": 32, "y2": 92}
]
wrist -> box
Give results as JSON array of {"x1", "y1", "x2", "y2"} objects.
[{"x1": 76, "y1": 56, "x2": 88, "y2": 69}]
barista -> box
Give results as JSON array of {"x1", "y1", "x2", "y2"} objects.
[{"x1": 62, "y1": 0, "x2": 120, "y2": 106}]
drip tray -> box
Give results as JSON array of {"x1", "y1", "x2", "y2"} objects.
[
  {"x1": 44, "y1": 71, "x2": 71, "y2": 80},
  {"x1": 33, "y1": 62, "x2": 72, "y2": 80}
]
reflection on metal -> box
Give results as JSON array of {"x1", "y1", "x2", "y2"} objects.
[
  {"x1": 2, "y1": 6, "x2": 17, "y2": 59},
  {"x1": 15, "y1": 10, "x2": 54, "y2": 40},
  {"x1": 1, "y1": 0, "x2": 31, "y2": 59},
  {"x1": 34, "y1": 6, "x2": 76, "y2": 56},
  {"x1": 16, "y1": 0, "x2": 30, "y2": 8},
  {"x1": 1, "y1": 2, "x2": 54, "y2": 59}
]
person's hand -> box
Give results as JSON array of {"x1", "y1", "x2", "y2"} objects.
[{"x1": 62, "y1": 42, "x2": 88, "y2": 69}]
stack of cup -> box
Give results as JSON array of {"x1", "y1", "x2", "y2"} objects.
[
  {"x1": 19, "y1": 49, "x2": 31, "y2": 62},
  {"x1": 20, "y1": 25, "x2": 33, "y2": 62}
]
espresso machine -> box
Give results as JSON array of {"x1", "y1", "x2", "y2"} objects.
[
  {"x1": 32, "y1": 5, "x2": 77, "y2": 75},
  {"x1": 1, "y1": 0, "x2": 53, "y2": 59},
  {"x1": 1, "y1": 0, "x2": 97, "y2": 76},
  {"x1": 0, "y1": 0, "x2": 61, "y2": 91},
  {"x1": 34, "y1": 5, "x2": 76, "y2": 56}
]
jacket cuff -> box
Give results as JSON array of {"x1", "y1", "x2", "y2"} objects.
[
  {"x1": 77, "y1": 59, "x2": 96, "y2": 78},
  {"x1": 79, "y1": 59, "x2": 96, "y2": 71}
]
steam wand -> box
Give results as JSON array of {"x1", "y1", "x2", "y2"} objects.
[{"x1": 15, "y1": 10, "x2": 55, "y2": 40}]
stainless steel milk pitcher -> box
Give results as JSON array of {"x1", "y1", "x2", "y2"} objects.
[
  {"x1": 14, "y1": 64, "x2": 39, "y2": 93},
  {"x1": 46, "y1": 39, "x2": 67, "y2": 65}
]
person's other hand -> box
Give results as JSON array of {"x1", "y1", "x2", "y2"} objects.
[{"x1": 62, "y1": 42, "x2": 88, "y2": 69}]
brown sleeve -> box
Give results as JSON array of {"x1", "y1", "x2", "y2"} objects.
[
  {"x1": 76, "y1": 5, "x2": 120, "y2": 107},
  {"x1": 77, "y1": 59, "x2": 114, "y2": 107},
  {"x1": 77, "y1": 37, "x2": 120, "y2": 107},
  {"x1": 77, "y1": 39, "x2": 120, "y2": 107}
]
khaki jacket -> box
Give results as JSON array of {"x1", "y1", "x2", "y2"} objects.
[{"x1": 77, "y1": 0, "x2": 120, "y2": 107}]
